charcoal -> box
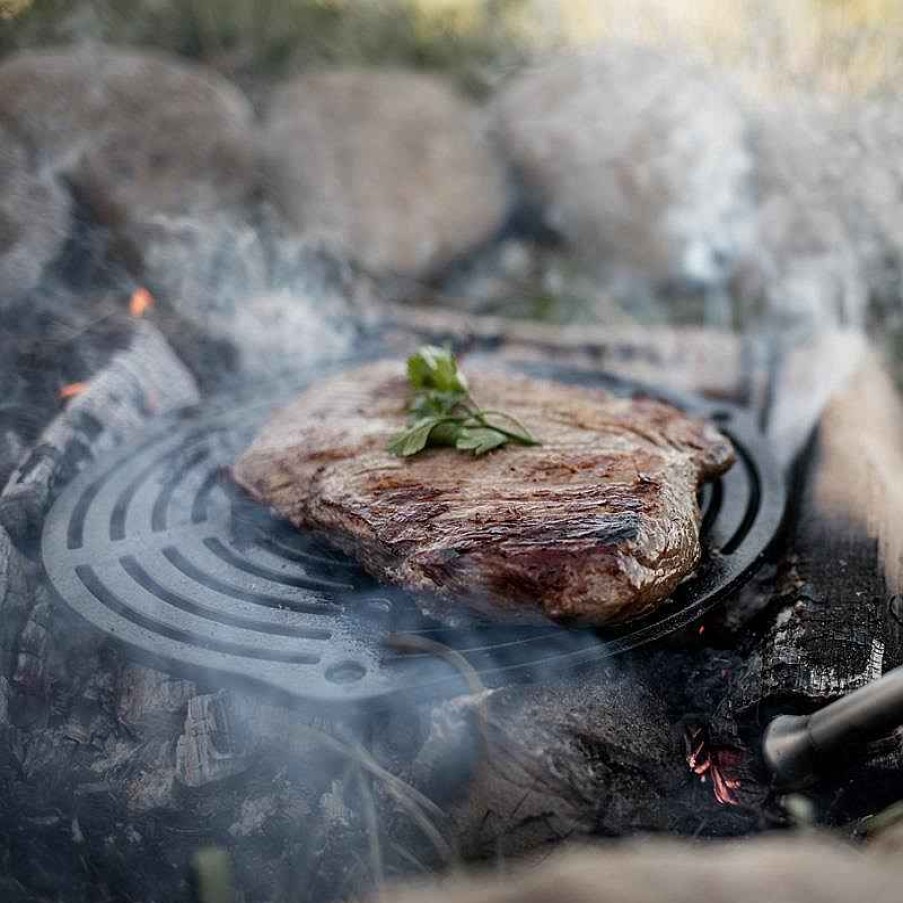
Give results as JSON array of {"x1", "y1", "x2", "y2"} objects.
[
  {"x1": 175, "y1": 692, "x2": 250, "y2": 789},
  {"x1": 116, "y1": 665, "x2": 197, "y2": 733},
  {"x1": 12, "y1": 599, "x2": 51, "y2": 697},
  {"x1": 0, "y1": 524, "x2": 33, "y2": 679}
]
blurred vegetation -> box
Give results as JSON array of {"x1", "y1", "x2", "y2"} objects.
[
  {"x1": 0, "y1": 0, "x2": 532, "y2": 95},
  {"x1": 2, "y1": 0, "x2": 903, "y2": 98},
  {"x1": 521, "y1": 0, "x2": 903, "y2": 98}
]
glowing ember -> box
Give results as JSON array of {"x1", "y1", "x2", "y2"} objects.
[
  {"x1": 684, "y1": 725, "x2": 743, "y2": 806},
  {"x1": 58, "y1": 382, "x2": 88, "y2": 401},
  {"x1": 129, "y1": 287, "x2": 154, "y2": 318}
]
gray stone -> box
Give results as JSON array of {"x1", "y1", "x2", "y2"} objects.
[
  {"x1": 739, "y1": 94, "x2": 903, "y2": 334},
  {"x1": 493, "y1": 45, "x2": 754, "y2": 294},
  {"x1": 0, "y1": 123, "x2": 70, "y2": 305},
  {"x1": 493, "y1": 45, "x2": 903, "y2": 336},
  {"x1": 262, "y1": 69, "x2": 509, "y2": 277},
  {"x1": 0, "y1": 45, "x2": 256, "y2": 225}
]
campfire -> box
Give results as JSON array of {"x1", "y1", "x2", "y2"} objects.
[
  {"x1": 3, "y1": 6, "x2": 903, "y2": 902},
  {"x1": 684, "y1": 724, "x2": 743, "y2": 807}
]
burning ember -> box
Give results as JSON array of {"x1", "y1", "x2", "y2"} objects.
[
  {"x1": 684, "y1": 725, "x2": 743, "y2": 806},
  {"x1": 129, "y1": 287, "x2": 155, "y2": 318},
  {"x1": 58, "y1": 381, "x2": 88, "y2": 401}
]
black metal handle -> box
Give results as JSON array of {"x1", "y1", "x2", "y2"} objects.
[{"x1": 763, "y1": 663, "x2": 903, "y2": 786}]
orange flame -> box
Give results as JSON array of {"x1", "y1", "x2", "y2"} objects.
[
  {"x1": 129, "y1": 287, "x2": 154, "y2": 318},
  {"x1": 685, "y1": 725, "x2": 742, "y2": 806},
  {"x1": 59, "y1": 382, "x2": 88, "y2": 401}
]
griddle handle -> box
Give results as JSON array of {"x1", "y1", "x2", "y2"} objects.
[{"x1": 763, "y1": 664, "x2": 903, "y2": 786}]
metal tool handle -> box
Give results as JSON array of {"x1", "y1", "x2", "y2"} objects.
[{"x1": 763, "y1": 664, "x2": 903, "y2": 786}]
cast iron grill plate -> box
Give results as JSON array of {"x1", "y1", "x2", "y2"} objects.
[{"x1": 42, "y1": 362, "x2": 785, "y2": 709}]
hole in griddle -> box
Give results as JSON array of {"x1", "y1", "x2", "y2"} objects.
[{"x1": 325, "y1": 661, "x2": 367, "y2": 683}]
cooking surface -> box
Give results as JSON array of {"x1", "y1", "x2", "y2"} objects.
[{"x1": 41, "y1": 365, "x2": 785, "y2": 708}]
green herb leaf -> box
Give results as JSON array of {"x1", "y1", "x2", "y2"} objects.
[
  {"x1": 478, "y1": 410, "x2": 541, "y2": 445},
  {"x1": 410, "y1": 389, "x2": 465, "y2": 419},
  {"x1": 387, "y1": 346, "x2": 540, "y2": 458},
  {"x1": 406, "y1": 345, "x2": 468, "y2": 394},
  {"x1": 427, "y1": 420, "x2": 464, "y2": 447},
  {"x1": 455, "y1": 426, "x2": 508, "y2": 456},
  {"x1": 386, "y1": 418, "x2": 442, "y2": 457}
]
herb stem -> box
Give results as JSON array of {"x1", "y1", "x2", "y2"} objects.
[{"x1": 387, "y1": 346, "x2": 541, "y2": 458}]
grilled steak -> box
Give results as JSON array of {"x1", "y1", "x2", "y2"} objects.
[{"x1": 233, "y1": 361, "x2": 735, "y2": 624}]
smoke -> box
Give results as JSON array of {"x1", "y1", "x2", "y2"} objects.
[
  {"x1": 133, "y1": 210, "x2": 385, "y2": 383},
  {"x1": 5, "y1": 8, "x2": 901, "y2": 901}
]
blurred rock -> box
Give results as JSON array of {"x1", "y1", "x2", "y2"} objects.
[
  {"x1": 739, "y1": 99, "x2": 858, "y2": 332},
  {"x1": 0, "y1": 46, "x2": 257, "y2": 224},
  {"x1": 0, "y1": 124, "x2": 70, "y2": 305},
  {"x1": 493, "y1": 44, "x2": 903, "y2": 337},
  {"x1": 262, "y1": 69, "x2": 509, "y2": 277},
  {"x1": 383, "y1": 834, "x2": 903, "y2": 903},
  {"x1": 740, "y1": 94, "x2": 903, "y2": 334},
  {"x1": 494, "y1": 45, "x2": 753, "y2": 295}
]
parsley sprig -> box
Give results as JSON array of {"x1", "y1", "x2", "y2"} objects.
[{"x1": 387, "y1": 346, "x2": 541, "y2": 458}]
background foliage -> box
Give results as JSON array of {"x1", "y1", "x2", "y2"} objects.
[{"x1": 1, "y1": 0, "x2": 902, "y2": 97}]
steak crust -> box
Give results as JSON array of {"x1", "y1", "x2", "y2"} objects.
[{"x1": 233, "y1": 361, "x2": 735, "y2": 624}]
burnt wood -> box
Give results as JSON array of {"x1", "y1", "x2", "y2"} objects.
[
  {"x1": 380, "y1": 304, "x2": 770, "y2": 407},
  {"x1": 733, "y1": 353, "x2": 903, "y2": 713},
  {"x1": 0, "y1": 321, "x2": 199, "y2": 542}
]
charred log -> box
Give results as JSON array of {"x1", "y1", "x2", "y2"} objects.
[
  {"x1": 0, "y1": 321, "x2": 198, "y2": 542},
  {"x1": 733, "y1": 355, "x2": 903, "y2": 714}
]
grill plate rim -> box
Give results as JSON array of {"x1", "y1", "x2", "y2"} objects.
[{"x1": 41, "y1": 358, "x2": 786, "y2": 709}]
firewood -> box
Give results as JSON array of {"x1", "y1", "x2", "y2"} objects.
[
  {"x1": 382, "y1": 304, "x2": 764, "y2": 403},
  {"x1": 0, "y1": 321, "x2": 198, "y2": 541},
  {"x1": 734, "y1": 345, "x2": 903, "y2": 710}
]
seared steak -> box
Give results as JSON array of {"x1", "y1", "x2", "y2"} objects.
[{"x1": 233, "y1": 361, "x2": 734, "y2": 624}]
